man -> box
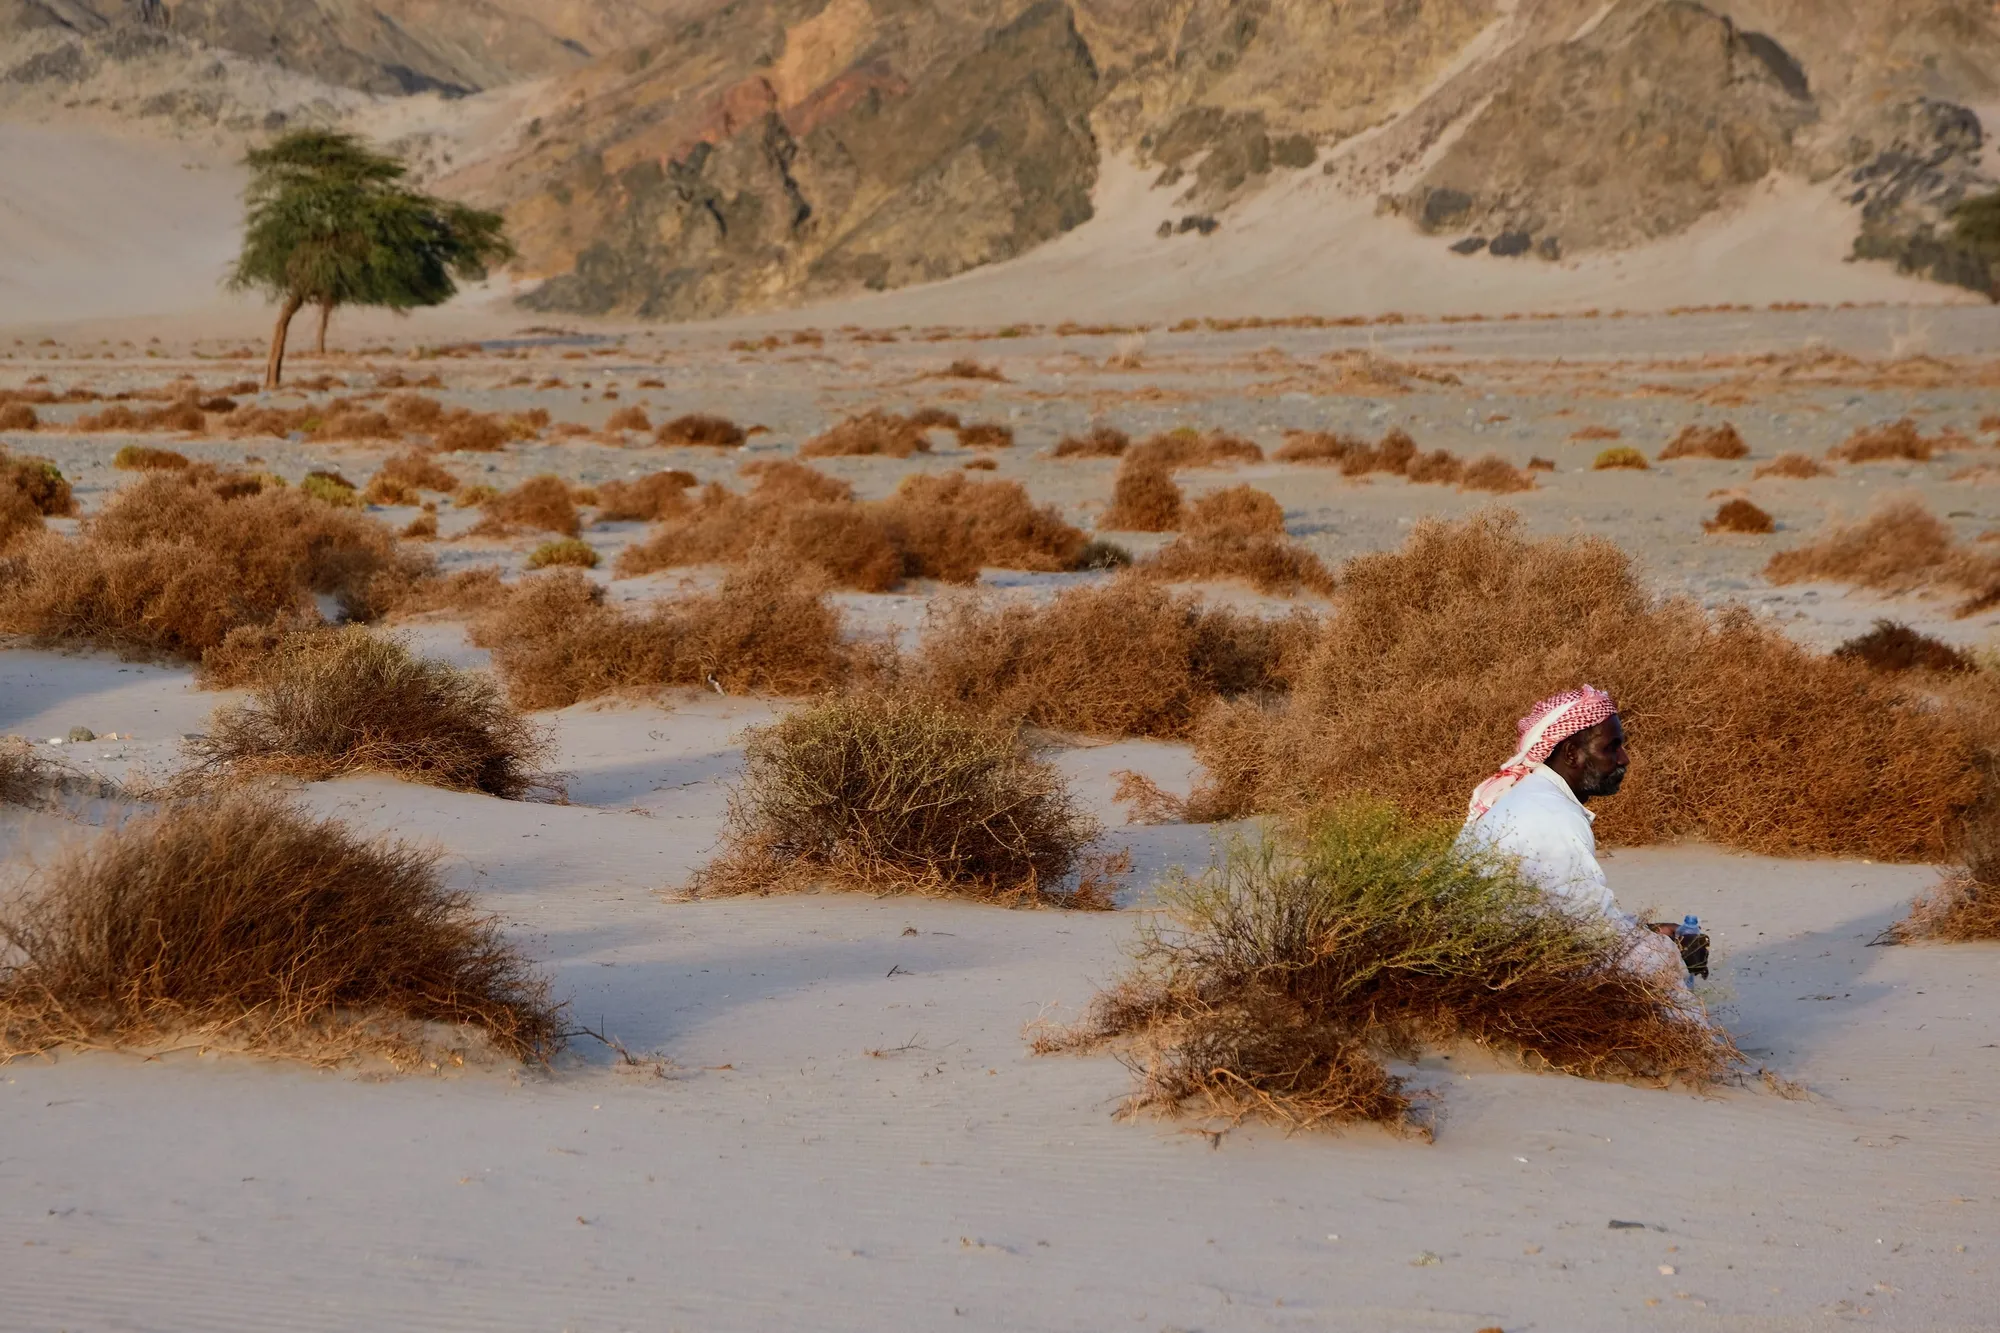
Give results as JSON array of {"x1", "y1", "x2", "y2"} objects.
[{"x1": 1459, "y1": 685, "x2": 1687, "y2": 982}]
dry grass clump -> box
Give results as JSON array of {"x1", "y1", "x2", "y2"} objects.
[
  {"x1": 386, "y1": 566, "x2": 508, "y2": 618},
  {"x1": 1129, "y1": 428, "x2": 1264, "y2": 470},
  {"x1": 1, "y1": 452, "x2": 74, "y2": 516},
  {"x1": 1753, "y1": 452, "x2": 1832, "y2": 480},
  {"x1": 904, "y1": 577, "x2": 1309, "y2": 738},
  {"x1": 616, "y1": 469, "x2": 1086, "y2": 590},
  {"x1": 0, "y1": 791, "x2": 564, "y2": 1063},
  {"x1": 741, "y1": 459, "x2": 853, "y2": 504},
  {"x1": 593, "y1": 470, "x2": 696, "y2": 521},
  {"x1": 186, "y1": 628, "x2": 555, "y2": 798},
  {"x1": 432, "y1": 413, "x2": 511, "y2": 453},
  {"x1": 475, "y1": 563, "x2": 849, "y2": 709},
  {"x1": 1143, "y1": 531, "x2": 1337, "y2": 597},
  {"x1": 79, "y1": 400, "x2": 207, "y2": 434},
  {"x1": 939, "y1": 358, "x2": 1007, "y2": 381},
  {"x1": 1459, "y1": 453, "x2": 1535, "y2": 493},
  {"x1": 1053, "y1": 425, "x2": 1129, "y2": 458},
  {"x1": 365, "y1": 450, "x2": 461, "y2": 505},
  {"x1": 0, "y1": 402, "x2": 37, "y2": 431},
  {"x1": 1660, "y1": 423, "x2": 1749, "y2": 461},
  {"x1": 301, "y1": 471, "x2": 362, "y2": 508},
  {"x1": 1829, "y1": 419, "x2": 1935, "y2": 464},
  {"x1": 1102, "y1": 458, "x2": 1183, "y2": 531},
  {"x1": 0, "y1": 467, "x2": 427, "y2": 659},
  {"x1": 1273, "y1": 430, "x2": 1366, "y2": 465},
  {"x1": 1896, "y1": 791, "x2": 2000, "y2": 942},
  {"x1": 1404, "y1": 448, "x2": 1465, "y2": 484},
  {"x1": 800, "y1": 410, "x2": 930, "y2": 458},
  {"x1": 656, "y1": 413, "x2": 747, "y2": 448},
  {"x1": 907, "y1": 407, "x2": 962, "y2": 431},
  {"x1": 1764, "y1": 499, "x2": 2000, "y2": 613},
  {"x1": 113, "y1": 445, "x2": 192, "y2": 471},
  {"x1": 1186, "y1": 511, "x2": 1991, "y2": 860},
  {"x1": 471, "y1": 475, "x2": 580, "y2": 538},
  {"x1": 1704, "y1": 499, "x2": 1775, "y2": 534},
  {"x1": 1044, "y1": 806, "x2": 1732, "y2": 1132},
  {"x1": 526, "y1": 538, "x2": 599, "y2": 570},
  {"x1": 1570, "y1": 425, "x2": 1622, "y2": 442},
  {"x1": 957, "y1": 422, "x2": 1015, "y2": 449},
  {"x1": 603, "y1": 405, "x2": 652, "y2": 433},
  {"x1": 0, "y1": 737, "x2": 62, "y2": 808},
  {"x1": 685, "y1": 693, "x2": 1102, "y2": 906},
  {"x1": 963, "y1": 456, "x2": 998, "y2": 471},
  {"x1": 1189, "y1": 486, "x2": 1285, "y2": 538},
  {"x1": 1594, "y1": 446, "x2": 1650, "y2": 470},
  {"x1": 882, "y1": 472, "x2": 1088, "y2": 581},
  {"x1": 0, "y1": 484, "x2": 46, "y2": 548},
  {"x1": 402, "y1": 513, "x2": 438, "y2": 539},
  {"x1": 1833, "y1": 620, "x2": 1975, "y2": 674}
]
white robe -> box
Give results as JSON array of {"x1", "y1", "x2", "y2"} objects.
[{"x1": 1459, "y1": 763, "x2": 1686, "y2": 982}]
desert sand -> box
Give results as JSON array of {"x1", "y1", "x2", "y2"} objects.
[{"x1": 2, "y1": 87, "x2": 2000, "y2": 1330}]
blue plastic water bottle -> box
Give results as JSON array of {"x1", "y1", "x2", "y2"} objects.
[{"x1": 1677, "y1": 914, "x2": 1699, "y2": 939}]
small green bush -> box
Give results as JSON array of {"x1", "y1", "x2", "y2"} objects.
[
  {"x1": 526, "y1": 538, "x2": 600, "y2": 570},
  {"x1": 1592, "y1": 446, "x2": 1649, "y2": 470},
  {"x1": 300, "y1": 471, "x2": 362, "y2": 508}
]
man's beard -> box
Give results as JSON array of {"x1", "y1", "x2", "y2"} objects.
[{"x1": 1573, "y1": 765, "x2": 1628, "y2": 799}]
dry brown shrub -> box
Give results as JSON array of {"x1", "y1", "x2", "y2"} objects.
[
  {"x1": 741, "y1": 459, "x2": 853, "y2": 504},
  {"x1": 186, "y1": 628, "x2": 555, "y2": 798},
  {"x1": 1832, "y1": 620, "x2": 1975, "y2": 674},
  {"x1": 0, "y1": 737, "x2": 61, "y2": 807},
  {"x1": 939, "y1": 359, "x2": 1006, "y2": 381},
  {"x1": 1143, "y1": 531, "x2": 1337, "y2": 597},
  {"x1": 80, "y1": 400, "x2": 207, "y2": 434},
  {"x1": 1459, "y1": 454, "x2": 1535, "y2": 493},
  {"x1": 603, "y1": 405, "x2": 652, "y2": 433},
  {"x1": 1103, "y1": 458, "x2": 1183, "y2": 531},
  {"x1": 1404, "y1": 448, "x2": 1464, "y2": 485},
  {"x1": 1829, "y1": 419, "x2": 1934, "y2": 463},
  {"x1": 1593, "y1": 446, "x2": 1649, "y2": 471},
  {"x1": 908, "y1": 407, "x2": 962, "y2": 431},
  {"x1": 0, "y1": 791, "x2": 564, "y2": 1063},
  {"x1": 656, "y1": 413, "x2": 747, "y2": 448},
  {"x1": 1053, "y1": 425, "x2": 1130, "y2": 458},
  {"x1": 1188, "y1": 486, "x2": 1285, "y2": 537},
  {"x1": 1752, "y1": 452, "x2": 1831, "y2": 479},
  {"x1": 1273, "y1": 430, "x2": 1366, "y2": 465},
  {"x1": 1187, "y1": 510, "x2": 1989, "y2": 860},
  {"x1": 0, "y1": 483, "x2": 46, "y2": 548},
  {"x1": 113, "y1": 445, "x2": 192, "y2": 471},
  {"x1": 370, "y1": 450, "x2": 460, "y2": 498},
  {"x1": 617, "y1": 469, "x2": 1083, "y2": 590},
  {"x1": 472, "y1": 475, "x2": 580, "y2": 538},
  {"x1": 904, "y1": 577, "x2": 1308, "y2": 738},
  {"x1": 1130, "y1": 429, "x2": 1264, "y2": 470},
  {"x1": 963, "y1": 457, "x2": 999, "y2": 471},
  {"x1": 0, "y1": 469, "x2": 426, "y2": 659},
  {"x1": 685, "y1": 693, "x2": 1101, "y2": 906},
  {"x1": 433, "y1": 413, "x2": 511, "y2": 453},
  {"x1": 384, "y1": 393, "x2": 445, "y2": 430},
  {"x1": 1764, "y1": 499, "x2": 2000, "y2": 611},
  {"x1": 1704, "y1": 499, "x2": 1775, "y2": 534},
  {"x1": 1046, "y1": 805, "x2": 1731, "y2": 1132},
  {"x1": 195, "y1": 614, "x2": 336, "y2": 689},
  {"x1": 0, "y1": 452, "x2": 74, "y2": 515},
  {"x1": 476, "y1": 563, "x2": 849, "y2": 709},
  {"x1": 1660, "y1": 423, "x2": 1749, "y2": 460},
  {"x1": 401, "y1": 513, "x2": 438, "y2": 540},
  {"x1": 800, "y1": 410, "x2": 930, "y2": 458},
  {"x1": 0, "y1": 402, "x2": 37, "y2": 431},
  {"x1": 882, "y1": 472, "x2": 1087, "y2": 581},
  {"x1": 1526, "y1": 456, "x2": 1556, "y2": 472},
  {"x1": 388, "y1": 566, "x2": 509, "y2": 617},
  {"x1": 957, "y1": 422, "x2": 1015, "y2": 449},
  {"x1": 594, "y1": 470, "x2": 696, "y2": 522},
  {"x1": 1570, "y1": 425, "x2": 1622, "y2": 441}
]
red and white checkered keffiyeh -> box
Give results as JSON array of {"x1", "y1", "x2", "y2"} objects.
[{"x1": 1466, "y1": 685, "x2": 1618, "y2": 822}]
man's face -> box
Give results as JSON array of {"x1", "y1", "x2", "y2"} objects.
[{"x1": 1566, "y1": 715, "x2": 1630, "y2": 800}]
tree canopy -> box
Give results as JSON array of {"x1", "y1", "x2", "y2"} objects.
[{"x1": 230, "y1": 129, "x2": 514, "y2": 385}]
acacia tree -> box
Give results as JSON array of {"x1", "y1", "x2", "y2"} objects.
[{"x1": 229, "y1": 130, "x2": 514, "y2": 387}]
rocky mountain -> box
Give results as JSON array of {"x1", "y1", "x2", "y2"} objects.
[
  {"x1": 5, "y1": 0, "x2": 1998, "y2": 316},
  {"x1": 0, "y1": 0, "x2": 687, "y2": 94}
]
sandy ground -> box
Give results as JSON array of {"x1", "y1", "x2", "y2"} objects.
[
  {"x1": 0, "y1": 309, "x2": 1997, "y2": 1330},
  {"x1": 4, "y1": 123, "x2": 2000, "y2": 1331}
]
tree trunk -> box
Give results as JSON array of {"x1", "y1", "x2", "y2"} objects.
[
  {"x1": 265, "y1": 293, "x2": 302, "y2": 390},
  {"x1": 315, "y1": 301, "x2": 332, "y2": 355}
]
